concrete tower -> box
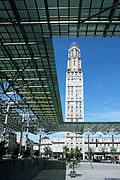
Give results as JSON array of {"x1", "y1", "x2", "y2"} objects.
[{"x1": 65, "y1": 42, "x2": 84, "y2": 156}]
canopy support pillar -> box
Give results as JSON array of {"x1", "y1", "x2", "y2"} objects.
[
  {"x1": 39, "y1": 128, "x2": 42, "y2": 158},
  {"x1": 25, "y1": 118, "x2": 29, "y2": 151},
  {"x1": 112, "y1": 129, "x2": 115, "y2": 163},
  {"x1": 18, "y1": 113, "x2": 25, "y2": 158}
]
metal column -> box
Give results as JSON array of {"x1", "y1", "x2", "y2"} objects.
[
  {"x1": 39, "y1": 128, "x2": 42, "y2": 157},
  {"x1": 2, "y1": 102, "x2": 10, "y2": 142},
  {"x1": 18, "y1": 113, "x2": 25, "y2": 158},
  {"x1": 88, "y1": 134, "x2": 90, "y2": 161},
  {"x1": 112, "y1": 133, "x2": 115, "y2": 163},
  {"x1": 25, "y1": 118, "x2": 29, "y2": 151}
]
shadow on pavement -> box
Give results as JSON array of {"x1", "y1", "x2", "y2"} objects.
[
  {"x1": 68, "y1": 173, "x2": 83, "y2": 177},
  {"x1": 89, "y1": 161, "x2": 94, "y2": 169},
  {"x1": 32, "y1": 160, "x2": 66, "y2": 180}
]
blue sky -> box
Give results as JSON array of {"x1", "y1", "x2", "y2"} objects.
[
  {"x1": 53, "y1": 37, "x2": 120, "y2": 122},
  {"x1": 28, "y1": 37, "x2": 120, "y2": 141}
]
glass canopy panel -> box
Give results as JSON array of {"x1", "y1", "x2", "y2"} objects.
[{"x1": 103, "y1": 0, "x2": 113, "y2": 8}]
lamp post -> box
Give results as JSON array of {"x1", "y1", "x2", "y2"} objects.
[
  {"x1": 18, "y1": 112, "x2": 25, "y2": 159},
  {"x1": 84, "y1": 128, "x2": 91, "y2": 162},
  {"x1": 88, "y1": 133, "x2": 90, "y2": 162},
  {"x1": 25, "y1": 117, "x2": 29, "y2": 151},
  {"x1": 38, "y1": 128, "x2": 42, "y2": 158},
  {"x1": 111, "y1": 129, "x2": 115, "y2": 163}
]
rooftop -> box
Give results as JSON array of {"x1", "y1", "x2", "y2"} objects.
[{"x1": 69, "y1": 42, "x2": 79, "y2": 49}]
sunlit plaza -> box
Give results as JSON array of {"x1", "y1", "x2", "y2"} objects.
[
  {"x1": 66, "y1": 162, "x2": 120, "y2": 180},
  {"x1": 31, "y1": 161, "x2": 120, "y2": 180}
]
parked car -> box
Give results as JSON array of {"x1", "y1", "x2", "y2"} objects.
[
  {"x1": 93, "y1": 158, "x2": 101, "y2": 162},
  {"x1": 2, "y1": 155, "x2": 12, "y2": 160}
]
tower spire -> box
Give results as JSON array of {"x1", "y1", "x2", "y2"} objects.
[
  {"x1": 67, "y1": 42, "x2": 81, "y2": 72},
  {"x1": 69, "y1": 42, "x2": 79, "y2": 48}
]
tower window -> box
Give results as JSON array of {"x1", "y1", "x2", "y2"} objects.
[
  {"x1": 76, "y1": 51, "x2": 77, "y2": 56},
  {"x1": 72, "y1": 50, "x2": 73, "y2": 56}
]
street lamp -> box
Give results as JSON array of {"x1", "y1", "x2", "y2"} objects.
[{"x1": 18, "y1": 112, "x2": 25, "y2": 159}]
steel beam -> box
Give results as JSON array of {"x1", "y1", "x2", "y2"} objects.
[
  {"x1": 88, "y1": 134, "x2": 90, "y2": 162},
  {"x1": 25, "y1": 118, "x2": 30, "y2": 151},
  {"x1": 39, "y1": 129, "x2": 42, "y2": 157},
  {"x1": 18, "y1": 113, "x2": 25, "y2": 158},
  {"x1": 112, "y1": 132, "x2": 116, "y2": 163},
  {"x1": 2, "y1": 101, "x2": 10, "y2": 142}
]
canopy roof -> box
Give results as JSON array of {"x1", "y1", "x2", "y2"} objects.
[
  {"x1": 54, "y1": 122, "x2": 120, "y2": 134},
  {"x1": 0, "y1": 0, "x2": 120, "y2": 134}
]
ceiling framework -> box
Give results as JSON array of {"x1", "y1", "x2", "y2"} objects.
[
  {"x1": 0, "y1": 0, "x2": 120, "y2": 134},
  {"x1": 54, "y1": 122, "x2": 120, "y2": 134}
]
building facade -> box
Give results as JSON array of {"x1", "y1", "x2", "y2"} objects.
[
  {"x1": 37, "y1": 136, "x2": 120, "y2": 159},
  {"x1": 65, "y1": 42, "x2": 84, "y2": 156},
  {"x1": 17, "y1": 136, "x2": 34, "y2": 150},
  {"x1": 33, "y1": 136, "x2": 65, "y2": 157},
  {"x1": 84, "y1": 136, "x2": 120, "y2": 159}
]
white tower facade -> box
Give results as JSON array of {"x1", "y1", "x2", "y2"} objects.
[{"x1": 65, "y1": 42, "x2": 84, "y2": 156}]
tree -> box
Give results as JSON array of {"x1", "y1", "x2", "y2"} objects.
[
  {"x1": 110, "y1": 147, "x2": 117, "y2": 154},
  {"x1": 0, "y1": 141, "x2": 7, "y2": 159},
  {"x1": 66, "y1": 147, "x2": 81, "y2": 175},
  {"x1": 63, "y1": 146, "x2": 69, "y2": 159},
  {"x1": 89, "y1": 147, "x2": 94, "y2": 159},
  {"x1": 101, "y1": 147, "x2": 107, "y2": 159},
  {"x1": 44, "y1": 147, "x2": 52, "y2": 157},
  {"x1": 34, "y1": 150, "x2": 39, "y2": 157},
  {"x1": 11, "y1": 144, "x2": 19, "y2": 159},
  {"x1": 23, "y1": 148, "x2": 32, "y2": 158}
]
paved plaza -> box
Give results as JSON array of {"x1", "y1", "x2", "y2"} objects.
[
  {"x1": 66, "y1": 162, "x2": 120, "y2": 180},
  {"x1": 33, "y1": 161, "x2": 120, "y2": 180}
]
